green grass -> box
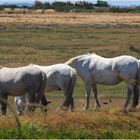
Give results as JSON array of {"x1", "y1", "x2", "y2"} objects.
[
  {"x1": 0, "y1": 122, "x2": 139, "y2": 139},
  {"x1": 0, "y1": 24, "x2": 140, "y2": 139},
  {"x1": 0, "y1": 25, "x2": 140, "y2": 66}
]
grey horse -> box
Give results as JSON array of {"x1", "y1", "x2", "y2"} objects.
[
  {"x1": 15, "y1": 63, "x2": 77, "y2": 114},
  {"x1": 65, "y1": 53, "x2": 139, "y2": 110},
  {"x1": 0, "y1": 65, "x2": 47, "y2": 115}
]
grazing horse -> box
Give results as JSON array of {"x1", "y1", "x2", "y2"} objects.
[
  {"x1": 15, "y1": 64, "x2": 77, "y2": 114},
  {"x1": 65, "y1": 53, "x2": 139, "y2": 110},
  {"x1": 0, "y1": 65, "x2": 47, "y2": 115}
]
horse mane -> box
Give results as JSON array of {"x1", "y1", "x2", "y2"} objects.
[{"x1": 65, "y1": 53, "x2": 96, "y2": 65}]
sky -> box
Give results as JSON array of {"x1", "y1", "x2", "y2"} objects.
[{"x1": 0, "y1": 0, "x2": 140, "y2": 7}]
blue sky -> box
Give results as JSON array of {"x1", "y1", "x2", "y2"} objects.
[{"x1": 1, "y1": 0, "x2": 140, "y2": 7}]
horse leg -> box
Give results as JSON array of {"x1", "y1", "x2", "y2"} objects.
[
  {"x1": 0, "y1": 96, "x2": 8, "y2": 115},
  {"x1": 124, "y1": 84, "x2": 133, "y2": 109},
  {"x1": 70, "y1": 97, "x2": 74, "y2": 111},
  {"x1": 15, "y1": 95, "x2": 26, "y2": 115},
  {"x1": 61, "y1": 89, "x2": 70, "y2": 111},
  {"x1": 92, "y1": 84, "x2": 100, "y2": 109},
  {"x1": 66, "y1": 78, "x2": 76, "y2": 112},
  {"x1": 40, "y1": 94, "x2": 51, "y2": 112},
  {"x1": 58, "y1": 81, "x2": 72, "y2": 111},
  {"x1": 27, "y1": 93, "x2": 36, "y2": 112},
  {"x1": 132, "y1": 85, "x2": 139, "y2": 108},
  {"x1": 60, "y1": 86, "x2": 74, "y2": 111},
  {"x1": 35, "y1": 73, "x2": 47, "y2": 103},
  {"x1": 84, "y1": 84, "x2": 91, "y2": 110}
]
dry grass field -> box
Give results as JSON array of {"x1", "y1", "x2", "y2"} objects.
[
  {"x1": 0, "y1": 13, "x2": 140, "y2": 26},
  {"x1": 0, "y1": 12, "x2": 140, "y2": 138}
]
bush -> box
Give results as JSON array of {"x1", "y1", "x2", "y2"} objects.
[
  {"x1": 95, "y1": 0, "x2": 109, "y2": 7},
  {"x1": 52, "y1": 2, "x2": 76, "y2": 12},
  {"x1": 33, "y1": 0, "x2": 44, "y2": 9},
  {"x1": 75, "y1": 1, "x2": 94, "y2": 9},
  {"x1": 44, "y1": 2, "x2": 52, "y2": 9},
  {"x1": 0, "y1": 6, "x2": 4, "y2": 10}
]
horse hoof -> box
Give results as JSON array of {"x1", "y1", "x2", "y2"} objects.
[
  {"x1": 17, "y1": 112, "x2": 24, "y2": 116},
  {"x1": 43, "y1": 108, "x2": 47, "y2": 113},
  {"x1": 62, "y1": 106, "x2": 68, "y2": 111},
  {"x1": 83, "y1": 105, "x2": 89, "y2": 111},
  {"x1": 56, "y1": 106, "x2": 67, "y2": 111},
  {"x1": 2, "y1": 112, "x2": 6, "y2": 116},
  {"x1": 70, "y1": 108, "x2": 74, "y2": 112},
  {"x1": 94, "y1": 105, "x2": 101, "y2": 111},
  {"x1": 56, "y1": 106, "x2": 69, "y2": 112},
  {"x1": 94, "y1": 108, "x2": 100, "y2": 111},
  {"x1": 83, "y1": 108, "x2": 88, "y2": 111},
  {"x1": 120, "y1": 108, "x2": 128, "y2": 113},
  {"x1": 128, "y1": 107, "x2": 136, "y2": 112},
  {"x1": 2, "y1": 114, "x2": 6, "y2": 117},
  {"x1": 56, "y1": 107, "x2": 61, "y2": 112}
]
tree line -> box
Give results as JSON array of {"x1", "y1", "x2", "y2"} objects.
[{"x1": 0, "y1": 0, "x2": 140, "y2": 13}]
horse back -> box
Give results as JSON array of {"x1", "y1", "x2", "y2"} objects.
[{"x1": 0, "y1": 66, "x2": 45, "y2": 96}]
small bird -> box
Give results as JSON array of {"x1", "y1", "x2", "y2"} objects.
[{"x1": 103, "y1": 102, "x2": 108, "y2": 105}]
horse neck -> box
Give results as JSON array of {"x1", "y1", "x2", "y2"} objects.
[{"x1": 66, "y1": 55, "x2": 91, "y2": 75}]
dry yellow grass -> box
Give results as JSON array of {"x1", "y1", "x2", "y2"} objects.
[
  {"x1": 0, "y1": 13, "x2": 140, "y2": 25},
  {"x1": 18, "y1": 110, "x2": 140, "y2": 131}
]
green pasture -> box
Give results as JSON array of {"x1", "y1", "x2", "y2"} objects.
[
  {"x1": 0, "y1": 24, "x2": 140, "y2": 138},
  {"x1": 0, "y1": 24, "x2": 139, "y2": 66}
]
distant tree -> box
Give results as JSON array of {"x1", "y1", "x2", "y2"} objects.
[
  {"x1": 22, "y1": 5, "x2": 31, "y2": 9},
  {"x1": 109, "y1": 6, "x2": 138, "y2": 13},
  {"x1": 44, "y1": 2, "x2": 52, "y2": 9},
  {"x1": 134, "y1": 6, "x2": 140, "y2": 12},
  {"x1": 8, "y1": 4, "x2": 18, "y2": 9},
  {"x1": 52, "y1": 1, "x2": 75, "y2": 12},
  {"x1": 95, "y1": 0, "x2": 109, "y2": 7},
  {"x1": 75, "y1": 1, "x2": 94, "y2": 9},
  {"x1": 33, "y1": 0, "x2": 44, "y2": 9},
  {"x1": 0, "y1": 6, "x2": 4, "y2": 10}
]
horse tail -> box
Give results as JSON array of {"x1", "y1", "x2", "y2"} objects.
[
  {"x1": 132, "y1": 85, "x2": 139, "y2": 107},
  {"x1": 69, "y1": 68, "x2": 77, "y2": 97},
  {"x1": 66, "y1": 68, "x2": 77, "y2": 109},
  {"x1": 35, "y1": 72, "x2": 47, "y2": 103},
  {"x1": 136, "y1": 60, "x2": 140, "y2": 85},
  {"x1": 132, "y1": 61, "x2": 140, "y2": 107}
]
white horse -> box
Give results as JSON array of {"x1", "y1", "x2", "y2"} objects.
[
  {"x1": 65, "y1": 53, "x2": 140, "y2": 110},
  {"x1": 0, "y1": 65, "x2": 47, "y2": 115},
  {"x1": 15, "y1": 64, "x2": 77, "y2": 114}
]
